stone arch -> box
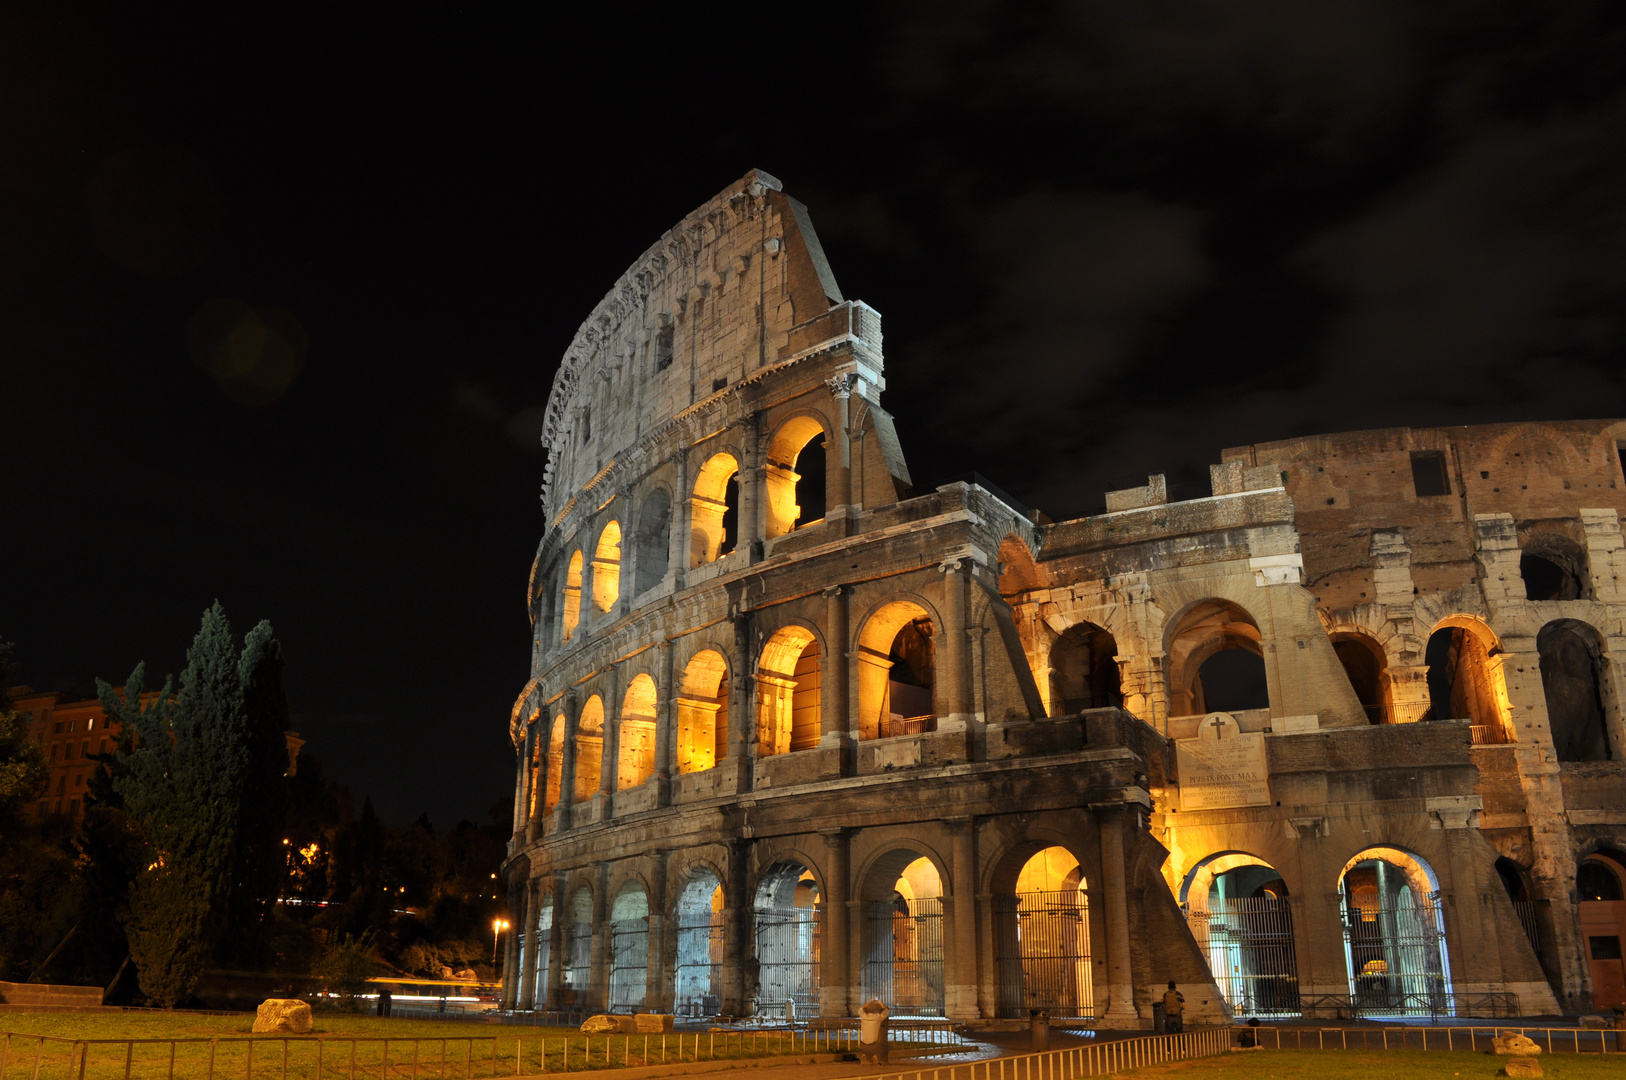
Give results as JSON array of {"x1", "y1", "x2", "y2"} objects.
[
  {"x1": 674, "y1": 865, "x2": 726, "y2": 1016},
  {"x1": 617, "y1": 673, "x2": 659, "y2": 789},
  {"x1": 1048, "y1": 621, "x2": 1122, "y2": 716},
  {"x1": 531, "y1": 888, "x2": 556, "y2": 1007},
  {"x1": 592, "y1": 520, "x2": 623, "y2": 613},
  {"x1": 1164, "y1": 598, "x2": 1268, "y2": 718},
  {"x1": 633, "y1": 487, "x2": 673, "y2": 597},
  {"x1": 1538, "y1": 618, "x2": 1614, "y2": 762},
  {"x1": 1521, "y1": 530, "x2": 1591, "y2": 602},
  {"x1": 856, "y1": 843, "x2": 948, "y2": 1016},
  {"x1": 765, "y1": 412, "x2": 832, "y2": 537},
  {"x1": 544, "y1": 714, "x2": 565, "y2": 815},
  {"x1": 562, "y1": 550, "x2": 584, "y2": 643},
  {"x1": 1423, "y1": 616, "x2": 1511, "y2": 740},
  {"x1": 756, "y1": 622, "x2": 823, "y2": 756},
  {"x1": 753, "y1": 855, "x2": 823, "y2": 1016},
  {"x1": 562, "y1": 883, "x2": 595, "y2": 1003},
  {"x1": 573, "y1": 695, "x2": 604, "y2": 804},
  {"x1": 987, "y1": 843, "x2": 1093, "y2": 1018},
  {"x1": 997, "y1": 534, "x2": 1042, "y2": 597},
  {"x1": 510, "y1": 678, "x2": 542, "y2": 747},
  {"x1": 855, "y1": 596, "x2": 941, "y2": 741},
  {"x1": 676, "y1": 648, "x2": 729, "y2": 774},
  {"x1": 1579, "y1": 850, "x2": 1626, "y2": 1009},
  {"x1": 1336, "y1": 846, "x2": 1453, "y2": 1015},
  {"x1": 690, "y1": 452, "x2": 741, "y2": 567},
  {"x1": 1179, "y1": 851, "x2": 1299, "y2": 1016},
  {"x1": 1331, "y1": 629, "x2": 1391, "y2": 725},
  {"x1": 608, "y1": 879, "x2": 650, "y2": 1010}
]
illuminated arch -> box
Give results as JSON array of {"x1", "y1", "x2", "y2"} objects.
[
  {"x1": 757, "y1": 624, "x2": 821, "y2": 756},
  {"x1": 765, "y1": 414, "x2": 830, "y2": 538},
  {"x1": 676, "y1": 649, "x2": 729, "y2": 773},
  {"x1": 592, "y1": 521, "x2": 622, "y2": 613},
  {"x1": 1336, "y1": 846, "x2": 1453, "y2": 1014},
  {"x1": 1179, "y1": 851, "x2": 1299, "y2": 1017},
  {"x1": 618, "y1": 673, "x2": 658, "y2": 789},
  {"x1": 573, "y1": 696, "x2": 604, "y2": 804},
  {"x1": 543, "y1": 714, "x2": 565, "y2": 815},
  {"x1": 690, "y1": 452, "x2": 740, "y2": 567},
  {"x1": 608, "y1": 881, "x2": 650, "y2": 1010},
  {"x1": 561, "y1": 550, "x2": 583, "y2": 642},
  {"x1": 855, "y1": 599, "x2": 938, "y2": 741},
  {"x1": 991, "y1": 845, "x2": 1092, "y2": 1019},
  {"x1": 1423, "y1": 615, "x2": 1512, "y2": 740}
]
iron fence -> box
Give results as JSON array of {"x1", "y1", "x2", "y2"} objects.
[
  {"x1": 1185, "y1": 897, "x2": 1300, "y2": 1018},
  {"x1": 1240, "y1": 1024, "x2": 1619, "y2": 1054},
  {"x1": 1293, "y1": 991, "x2": 1519, "y2": 1020},
  {"x1": 671, "y1": 912, "x2": 722, "y2": 1018},
  {"x1": 1512, "y1": 900, "x2": 1543, "y2": 958},
  {"x1": 1340, "y1": 890, "x2": 1452, "y2": 1017},
  {"x1": 823, "y1": 1025, "x2": 1233, "y2": 1080},
  {"x1": 993, "y1": 891, "x2": 1093, "y2": 1019},
  {"x1": 862, "y1": 898, "x2": 945, "y2": 1017}
]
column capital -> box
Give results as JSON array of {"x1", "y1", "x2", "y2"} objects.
[
  {"x1": 821, "y1": 584, "x2": 846, "y2": 599},
  {"x1": 938, "y1": 556, "x2": 966, "y2": 574},
  {"x1": 825, "y1": 372, "x2": 858, "y2": 399}
]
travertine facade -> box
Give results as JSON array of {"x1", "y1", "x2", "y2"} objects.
[{"x1": 501, "y1": 171, "x2": 1626, "y2": 1024}]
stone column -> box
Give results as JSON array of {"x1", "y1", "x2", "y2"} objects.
[
  {"x1": 545, "y1": 872, "x2": 568, "y2": 1010},
  {"x1": 580, "y1": 552, "x2": 597, "y2": 636},
  {"x1": 739, "y1": 413, "x2": 764, "y2": 558},
  {"x1": 526, "y1": 721, "x2": 547, "y2": 842},
  {"x1": 946, "y1": 817, "x2": 981, "y2": 1021},
  {"x1": 731, "y1": 608, "x2": 756, "y2": 789},
  {"x1": 518, "y1": 879, "x2": 541, "y2": 1009},
  {"x1": 555, "y1": 691, "x2": 579, "y2": 832},
  {"x1": 1095, "y1": 806, "x2": 1139, "y2": 1022},
  {"x1": 596, "y1": 661, "x2": 622, "y2": 820},
  {"x1": 655, "y1": 638, "x2": 675, "y2": 806},
  {"x1": 820, "y1": 827, "x2": 849, "y2": 1017},
  {"x1": 825, "y1": 374, "x2": 856, "y2": 523},
  {"x1": 1437, "y1": 802, "x2": 1494, "y2": 993},
  {"x1": 589, "y1": 862, "x2": 610, "y2": 1013},
  {"x1": 503, "y1": 882, "x2": 525, "y2": 1009},
  {"x1": 938, "y1": 558, "x2": 972, "y2": 729},
  {"x1": 820, "y1": 586, "x2": 851, "y2": 752},
  {"x1": 721, "y1": 840, "x2": 750, "y2": 1015},
  {"x1": 647, "y1": 852, "x2": 670, "y2": 1013},
  {"x1": 669, "y1": 451, "x2": 690, "y2": 587},
  {"x1": 510, "y1": 743, "x2": 527, "y2": 845}
]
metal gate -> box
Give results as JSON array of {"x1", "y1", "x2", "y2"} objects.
[
  {"x1": 674, "y1": 910, "x2": 724, "y2": 1016},
  {"x1": 862, "y1": 898, "x2": 945, "y2": 1016},
  {"x1": 1185, "y1": 897, "x2": 1300, "y2": 1016},
  {"x1": 1341, "y1": 889, "x2": 1452, "y2": 1017},
  {"x1": 994, "y1": 891, "x2": 1093, "y2": 1019},
  {"x1": 563, "y1": 922, "x2": 592, "y2": 1002},
  {"x1": 608, "y1": 918, "x2": 648, "y2": 1010},
  {"x1": 754, "y1": 905, "x2": 820, "y2": 1014}
]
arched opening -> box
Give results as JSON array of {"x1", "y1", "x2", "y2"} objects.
[
  {"x1": 754, "y1": 860, "x2": 821, "y2": 1016},
  {"x1": 765, "y1": 416, "x2": 828, "y2": 537},
  {"x1": 617, "y1": 674, "x2": 658, "y2": 790},
  {"x1": 676, "y1": 650, "x2": 729, "y2": 774},
  {"x1": 563, "y1": 887, "x2": 593, "y2": 1006},
  {"x1": 674, "y1": 869, "x2": 725, "y2": 1017},
  {"x1": 757, "y1": 626, "x2": 821, "y2": 756},
  {"x1": 562, "y1": 551, "x2": 583, "y2": 643},
  {"x1": 1048, "y1": 623, "x2": 1121, "y2": 716},
  {"x1": 690, "y1": 453, "x2": 740, "y2": 567},
  {"x1": 608, "y1": 882, "x2": 649, "y2": 1011},
  {"x1": 856, "y1": 600, "x2": 936, "y2": 741},
  {"x1": 1579, "y1": 852, "x2": 1626, "y2": 1010},
  {"x1": 573, "y1": 696, "x2": 604, "y2": 805},
  {"x1": 1181, "y1": 853, "x2": 1299, "y2": 1017},
  {"x1": 1423, "y1": 620, "x2": 1509, "y2": 742},
  {"x1": 532, "y1": 893, "x2": 554, "y2": 1007},
  {"x1": 1538, "y1": 620, "x2": 1613, "y2": 762},
  {"x1": 633, "y1": 490, "x2": 672, "y2": 596},
  {"x1": 860, "y1": 852, "x2": 945, "y2": 1016},
  {"x1": 1521, "y1": 535, "x2": 1589, "y2": 601},
  {"x1": 993, "y1": 846, "x2": 1092, "y2": 1019},
  {"x1": 544, "y1": 715, "x2": 565, "y2": 816},
  {"x1": 1337, "y1": 848, "x2": 1453, "y2": 1017},
  {"x1": 1333, "y1": 633, "x2": 1391, "y2": 725},
  {"x1": 1496, "y1": 857, "x2": 1543, "y2": 960},
  {"x1": 1167, "y1": 600, "x2": 1267, "y2": 717},
  {"x1": 592, "y1": 521, "x2": 622, "y2": 613}
]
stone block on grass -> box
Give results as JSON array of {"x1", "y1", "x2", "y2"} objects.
[{"x1": 253, "y1": 999, "x2": 314, "y2": 1034}]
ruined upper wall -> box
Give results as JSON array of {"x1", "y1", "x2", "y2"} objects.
[
  {"x1": 1221, "y1": 420, "x2": 1626, "y2": 604},
  {"x1": 539, "y1": 170, "x2": 855, "y2": 516}
]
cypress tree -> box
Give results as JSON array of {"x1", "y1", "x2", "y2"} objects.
[{"x1": 101, "y1": 603, "x2": 251, "y2": 1008}]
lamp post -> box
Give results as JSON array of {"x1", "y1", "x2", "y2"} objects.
[{"x1": 492, "y1": 918, "x2": 510, "y2": 965}]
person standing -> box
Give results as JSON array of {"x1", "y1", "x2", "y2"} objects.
[{"x1": 1162, "y1": 981, "x2": 1184, "y2": 1033}]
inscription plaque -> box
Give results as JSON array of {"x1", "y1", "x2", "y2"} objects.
[{"x1": 1177, "y1": 713, "x2": 1270, "y2": 810}]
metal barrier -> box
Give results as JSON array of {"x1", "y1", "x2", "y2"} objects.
[
  {"x1": 0, "y1": 1028, "x2": 857, "y2": 1080},
  {"x1": 1292, "y1": 991, "x2": 1519, "y2": 1020},
  {"x1": 855, "y1": 1026, "x2": 1233, "y2": 1080},
  {"x1": 1244, "y1": 1024, "x2": 1620, "y2": 1054}
]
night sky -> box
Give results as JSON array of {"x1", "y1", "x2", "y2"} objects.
[{"x1": 5, "y1": 4, "x2": 1624, "y2": 827}]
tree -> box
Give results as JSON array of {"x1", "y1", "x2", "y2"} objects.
[
  {"x1": 0, "y1": 641, "x2": 48, "y2": 832},
  {"x1": 100, "y1": 602, "x2": 288, "y2": 1008}
]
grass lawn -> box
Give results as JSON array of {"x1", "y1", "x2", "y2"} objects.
[
  {"x1": 0, "y1": 1012, "x2": 853, "y2": 1079},
  {"x1": 1123, "y1": 1049, "x2": 1623, "y2": 1080}
]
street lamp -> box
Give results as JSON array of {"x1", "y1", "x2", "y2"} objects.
[{"x1": 492, "y1": 918, "x2": 510, "y2": 965}]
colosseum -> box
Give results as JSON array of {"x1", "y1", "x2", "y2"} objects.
[{"x1": 500, "y1": 169, "x2": 1626, "y2": 1026}]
